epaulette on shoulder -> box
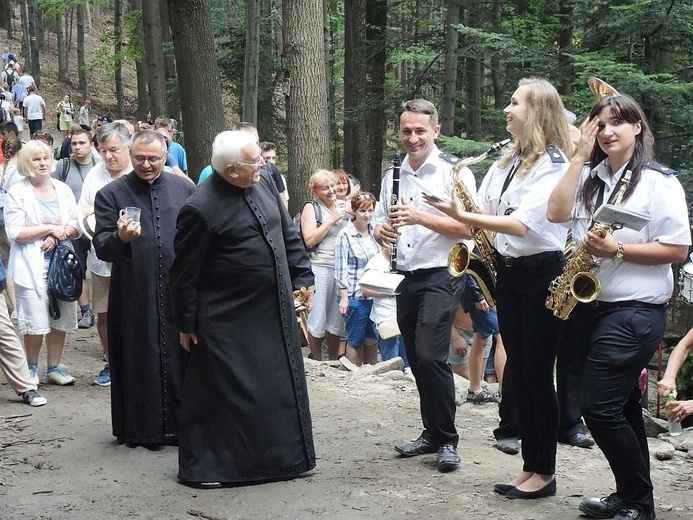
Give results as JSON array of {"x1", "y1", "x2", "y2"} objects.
[
  {"x1": 439, "y1": 152, "x2": 462, "y2": 165},
  {"x1": 545, "y1": 145, "x2": 565, "y2": 163},
  {"x1": 647, "y1": 162, "x2": 676, "y2": 176}
]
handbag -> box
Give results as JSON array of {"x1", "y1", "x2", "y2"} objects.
[
  {"x1": 377, "y1": 319, "x2": 401, "y2": 340},
  {"x1": 47, "y1": 241, "x2": 84, "y2": 320}
]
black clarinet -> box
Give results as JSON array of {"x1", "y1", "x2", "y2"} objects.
[{"x1": 389, "y1": 152, "x2": 401, "y2": 272}]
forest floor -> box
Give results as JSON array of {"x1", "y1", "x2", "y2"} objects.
[{"x1": 1, "y1": 325, "x2": 692, "y2": 520}]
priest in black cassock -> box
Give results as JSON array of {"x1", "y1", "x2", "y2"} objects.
[
  {"x1": 93, "y1": 130, "x2": 195, "y2": 446},
  {"x1": 170, "y1": 130, "x2": 316, "y2": 487}
]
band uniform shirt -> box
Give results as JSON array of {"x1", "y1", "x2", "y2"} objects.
[
  {"x1": 571, "y1": 159, "x2": 691, "y2": 304},
  {"x1": 374, "y1": 145, "x2": 475, "y2": 271},
  {"x1": 478, "y1": 149, "x2": 568, "y2": 258}
]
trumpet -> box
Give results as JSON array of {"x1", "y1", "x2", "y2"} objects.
[{"x1": 447, "y1": 139, "x2": 511, "y2": 306}]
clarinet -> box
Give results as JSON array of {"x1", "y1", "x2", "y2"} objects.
[{"x1": 389, "y1": 152, "x2": 401, "y2": 272}]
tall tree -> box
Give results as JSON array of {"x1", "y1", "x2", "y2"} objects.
[
  {"x1": 142, "y1": 0, "x2": 167, "y2": 118},
  {"x1": 56, "y1": 9, "x2": 68, "y2": 83},
  {"x1": 114, "y1": 0, "x2": 124, "y2": 118},
  {"x1": 344, "y1": 0, "x2": 368, "y2": 179},
  {"x1": 168, "y1": 0, "x2": 225, "y2": 181},
  {"x1": 242, "y1": 0, "x2": 260, "y2": 124},
  {"x1": 129, "y1": 0, "x2": 149, "y2": 120},
  {"x1": 27, "y1": 0, "x2": 41, "y2": 86},
  {"x1": 77, "y1": 2, "x2": 88, "y2": 98},
  {"x1": 283, "y1": 0, "x2": 331, "y2": 210},
  {"x1": 441, "y1": 0, "x2": 459, "y2": 136}
]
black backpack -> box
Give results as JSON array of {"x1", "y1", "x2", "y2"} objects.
[
  {"x1": 293, "y1": 199, "x2": 322, "y2": 251},
  {"x1": 4, "y1": 70, "x2": 16, "y2": 86},
  {"x1": 47, "y1": 242, "x2": 84, "y2": 319}
]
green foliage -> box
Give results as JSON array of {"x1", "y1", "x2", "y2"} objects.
[{"x1": 86, "y1": 8, "x2": 143, "y2": 78}]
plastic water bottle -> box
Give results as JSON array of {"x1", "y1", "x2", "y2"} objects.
[{"x1": 666, "y1": 393, "x2": 683, "y2": 437}]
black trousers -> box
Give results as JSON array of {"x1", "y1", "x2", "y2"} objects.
[
  {"x1": 495, "y1": 253, "x2": 564, "y2": 475},
  {"x1": 577, "y1": 304, "x2": 664, "y2": 514},
  {"x1": 397, "y1": 269, "x2": 462, "y2": 446}
]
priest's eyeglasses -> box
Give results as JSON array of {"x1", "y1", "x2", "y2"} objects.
[{"x1": 132, "y1": 153, "x2": 166, "y2": 165}]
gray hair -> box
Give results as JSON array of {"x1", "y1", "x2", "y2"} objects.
[
  {"x1": 211, "y1": 131, "x2": 257, "y2": 172},
  {"x1": 130, "y1": 129, "x2": 167, "y2": 151},
  {"x1": 95, "y1": 122, "x2": 132, "y2": 147}
]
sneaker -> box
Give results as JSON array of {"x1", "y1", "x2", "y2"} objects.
[
  {"x1": 78, "y1": 309, "x2": 95, "y2": 329},
  {"x1": 93, "y1": 364, "x2": 111, "y2": 387},
  {"x1": 22, "y1": 389, "x2": 47, "y2": 407},
  {"x1": 28, "y1": 363, "x2": 40, "y2": 387},
  {"x1": 45, "y1": 366, "x2": 75, "y2": 386},
  {"x1": 466, "y1": 388, "x2": 498, "y2": 404}
]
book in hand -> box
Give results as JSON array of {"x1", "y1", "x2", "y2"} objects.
[
  {"x1": 593, "y1": 204, "x2": 650, "y2": 231},
  {"x1": 359, "y1": 269, "x2": 404, "y2": 296}
]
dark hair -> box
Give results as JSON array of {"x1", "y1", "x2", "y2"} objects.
[
  {"x1": 2, "y1": 135, "x2": 21, "y2": 171},
  {"x1": 70, "y1": 128, "x2": 92, "y2": 142},
  {"x1": 259, "y1": 141, "x2": 276, "y2": 152},
  {"x1": 398, "y1": 99, "x2": 438, "y2": 127},
  {"x1": 0, "y1": 121, "x2": 19, "y2": 136},
  {"x1": 34, "y1": 131, "x2": 54, "y2": 146},
  {"x1": 580, "y1": 94, "x2": 652, "y2": 212}
]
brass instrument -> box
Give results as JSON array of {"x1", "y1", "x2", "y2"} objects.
[
  {"x1": 447, "y1": 139, "x2": 510, "y2": 306},
  {"x1": 545, "y1": 170, "x2": 632, "y2": 320},
  {"x1": 588, "y1": 77, "x2": 621, "y2": 103}
]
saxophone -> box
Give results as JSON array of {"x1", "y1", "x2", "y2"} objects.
[
  {"x1": 447, "y1": 139, "x2": 510, "y2": 306},
  {"x1": 545, "y1": 170, "x2": 632, "y2": 320}
]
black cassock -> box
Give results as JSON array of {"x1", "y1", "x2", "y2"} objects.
[
  {"x1": 93, "y1": 172, "x2": 195, "y2": 445},
  {"x1": 170, "y1": 171, "x2": 315, "y2": 483}
]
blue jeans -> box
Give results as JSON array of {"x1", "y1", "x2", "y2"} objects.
[{"x1": 376, "y1": 332, "x2": 409, "y2": 367}]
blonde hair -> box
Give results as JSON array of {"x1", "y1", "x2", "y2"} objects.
[
  {"x1": 309, "y1": 169, "x2": 338, "y2": 190},
  {"x1": 17, "y1": 140, "x2": 54, "y2": 178},
  {"x1": 498, "y1": 78, "x2": 574, "y2": 176}
]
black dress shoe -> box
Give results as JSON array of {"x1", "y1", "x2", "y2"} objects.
[
  {"x1": 436, "y1": 443, "x2": 460, "y2": 472},
  {"x1": 493, "y1": 483, "x2": 515, "y2": 495},
  {"x1": 560, "y1": 432, "x2": 595, "y2": 448},
  {"x1": 495, "y1": 437, "x2": 520, "y2": 455},
  {"x1": 613, "y1": 507, "x2": 657, "y2": 520},
  {"x1": 579, "y1": 494, "x2": 624, "y2": 519},
  {"x1": 394, "y1": 436, "x2": 437, "y2": 457},
  {"x1": 505, "y1": 478, "x2": 556, "y2": 500}
]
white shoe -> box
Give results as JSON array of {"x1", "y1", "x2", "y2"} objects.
[
  {"x1": 45, "y1": 367, "x2": 75, "y2": 386},
  {"x1": 338, "y1": 354, "x2": 359, "y2": 372},
  {"x1": 22, "y1": 389, "x2": 47, "y2": 407}
]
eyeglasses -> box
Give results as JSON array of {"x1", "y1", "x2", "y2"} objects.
[
  {"x1": 238, "y1": 156, "x2": 265, "y2": 166},
  {"x1": 132, "y1": 153, "x2": 166, "y2": 165}
]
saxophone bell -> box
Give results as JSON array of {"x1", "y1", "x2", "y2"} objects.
[
  {"x1": 448, "y1": 243, "x2": 470, "y2": 278},
  {"x1": 570, "y1": 272, "x2": 601, "y2": 303}
]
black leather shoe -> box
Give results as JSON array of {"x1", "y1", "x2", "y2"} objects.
[
  {"x1": 493, "y1": 483, "x2": 515, "y2": 495},
  {"x1": 505, "y1": 478, "x2": 556, "y2": 500},
  {"x1": 613, "y1": 507, "x2": 657, "y2": 520},
  {"x1": 560, "y1": 432, "x2": 595, "y2": 448},
  {"x1": 495, "y1": 437, "x2": 520, "y2": 455},
  {"x1": 436, "y1": 443, "x2": 460, "y2": 472},
  {"x1": 579, "y1": 495, "x2": 624, "y2": 519},
  {"x1": 394, "y1": 436, "x2": 437, "y2": 457}
]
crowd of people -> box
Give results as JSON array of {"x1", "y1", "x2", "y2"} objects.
[{"x1": 0, "y1": 46, "x2": 691, "y2": 518}]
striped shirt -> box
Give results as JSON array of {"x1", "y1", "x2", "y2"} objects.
[{"x1": 335, "y1": 220, "x2": 380, "y2": 300}]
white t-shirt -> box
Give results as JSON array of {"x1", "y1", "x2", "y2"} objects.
[
  {"x1": 19, "y1": 74, "x2": 34, "y2": 89},
  {"x1": 363, "y1": 252, "x2": 398, "y2": 325},
  {"x1": 78, "y1": 162, "x2": 116, "y2": 277},
  {"x1": 23, "y1": 93, "x2": 45, "y2": 120}
]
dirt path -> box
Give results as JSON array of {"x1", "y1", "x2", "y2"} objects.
[{"x1": 1, "y1": 326, "x2": 692, "y2": 519}]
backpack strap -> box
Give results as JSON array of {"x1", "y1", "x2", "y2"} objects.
[
  {"x1": 60, "y1": 158, "x2": 71, "y2": 182},
  {"x1": 310, "y1": 199, "x2": 322, "y2": 227}
]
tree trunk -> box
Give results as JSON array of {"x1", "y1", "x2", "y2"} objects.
[
  {"x1": 142, "y1": 0, "x2": 167, "y2": 118},
  {"x1": 159, "y1": 1, "x2": 179, "y2": 121},
  {"x1": 242, "y1": 0, "x2": 260, "y2": 124},
  {"x1": 343, "y1": 0, "x2": 354, "y2": 174},
  {"x1": 0, "y1": 0, "x2": 12, "y2": 37},
  {"x1": 56, "y1": 11, "x2": 68, "y2": 83},
  {"x1": 114, "y1": 0, "x2": 125, "y2": 118},
  {"x1": 27, "y1": 0, "x2": 41, "y2": 87},
  {"x1": 167, "y1": 0, "x2": 225, "y2": 181},
  {"x1": 441, "y1": 0, "x2": 459, "y2": 136},
  {"x1": 20, "y1": 0, "x2": 30, "y2": 68},
  {"x1": 283, "y1": 0, "x2": 331, "y2": 212},
  {"x1": 490, "y1": 0, "x2": 503, "y2": 109},
  {"x1": 556, "y1": 0, "x2": 572, "y2": 96},
  {"x1": 77, "y1": 4, "x2": 88, "y2": 98},
  {"x1": 365, "y1": 0, "x2": 387, "y2": 195},
  {"x1": 129, "y1": 0, "x2": 149, "y2": 120}
]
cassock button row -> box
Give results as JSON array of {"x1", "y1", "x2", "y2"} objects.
[
  {"x1": 156, "y1": 206, "x2": 160, "y2": 210},
  {"x1": 157, "y1": 224, "x2": 161, "y2": 229},
  {"x1": 159, "y1": 264, "x2": 162, "y2": 269},
  {"x1": 156, "y1": 215, "x2": 160, "y2": 220}
]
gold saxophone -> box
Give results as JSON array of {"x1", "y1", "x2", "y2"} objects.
[
  {"x1": 545, "y1": 170, "x2": 632, "y2": 320},
  {"x1": 447, "y1": 139, "x2": 510, "y2": 306}
]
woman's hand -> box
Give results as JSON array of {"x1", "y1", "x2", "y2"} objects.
[
  {"x1": 424, "y1": 195, "x2": 466, "y2": 222},
  {"x1": 574, "y1": 116, "x2": 600, "y2": 163},
  {"x1": 584, "y1": 229, "x2": 619, "y2": 259},
  {"x1": 41, "y1": 235, "x2": 56, "y2": 253},
  {"x1": 50, "y1": 225, "x2": 68, "y2": 241},
  {"x1": 333, "y1": 200, "x2": 351, "y2": 221},
  {"x1": 668, "y1": 400, "x2": 693, "y2": 422},
  {"x1": 658, "y1": 375, "x2": 677, "y2": 397}
]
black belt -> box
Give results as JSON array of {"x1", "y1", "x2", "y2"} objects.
[
  {"x1": 396, "y1": 267, "x2": 448, "y2": 277},
  {"x1": 587, "y1": 300, "x2": 668, "y2": 310},
  {"x1": 495, "y1": 250, "x2": 564, "y2": 268}
]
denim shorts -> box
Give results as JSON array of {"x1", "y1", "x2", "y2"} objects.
[
  {"x1": 344, "y1": 298, "x2": 376, "y2": 346},
  {"x1": 468, "y1": 306, "x2": 500, "y2": 339}
]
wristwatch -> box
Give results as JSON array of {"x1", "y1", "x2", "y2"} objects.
[{"x1": 612, "y1": 242, "x2": 625, "y2": 263}]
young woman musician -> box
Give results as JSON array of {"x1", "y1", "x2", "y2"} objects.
[
  {"x1": 547, "y1": 94, "x2": 690, "y2": 520},
  {"x1": 428, "y1": 78, "x2": 573, "y2": 499}
]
